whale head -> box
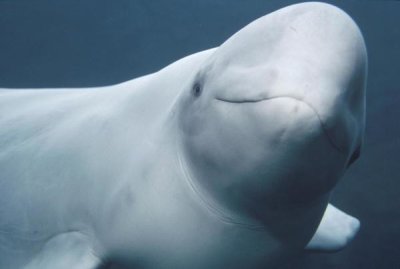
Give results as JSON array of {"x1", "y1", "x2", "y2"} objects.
[{"x1": 176, "y1": 2, "x2": 367, "y2": 242}]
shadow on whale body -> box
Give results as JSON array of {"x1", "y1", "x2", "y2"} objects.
[{"x1": 0, "y1": 2, "x2": 367, "y2": 269}]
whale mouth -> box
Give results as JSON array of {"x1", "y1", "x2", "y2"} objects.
[
  {"x1": 215, "y1": 95, "x2": 299, "y2": 104},
  {"x1": 215, "y1": 95, "x2": 314, "y2": 108},
  {"x1": 215, "y1": 95, "x2": 346, "y2": 155},
  {"x1": 216, "y1": 95, "x2": 361, "y2": 168}
]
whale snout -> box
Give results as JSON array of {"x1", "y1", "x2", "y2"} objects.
[{"x1": 209, "y1": 2, "x2": 367, "y2": 164}]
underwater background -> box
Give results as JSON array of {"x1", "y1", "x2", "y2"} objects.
[{"x1": 0, "y1": 0, "x2": 399, "y2": 268}]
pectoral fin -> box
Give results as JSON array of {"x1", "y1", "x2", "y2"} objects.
[
  {"x1": 305, "y1": 203, "x2": 360, "y2": 252},
  {"x1": 24, "y1": 231, "x2": 102, "y2": 269}
]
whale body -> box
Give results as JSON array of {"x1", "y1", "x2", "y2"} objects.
[{"x1": 0, "y1": 2, "x2": 367, "y2": 269}]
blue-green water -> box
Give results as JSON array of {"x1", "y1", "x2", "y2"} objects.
[{"x1": 0, "y1": 1, "x2": 399, "y2": 268}]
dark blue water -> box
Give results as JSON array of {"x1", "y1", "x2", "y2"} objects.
[{"x1": 0, "y1": 1, "x2": 399, "y2": 268}]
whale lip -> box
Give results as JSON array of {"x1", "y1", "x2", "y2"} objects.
[
  {"x1": 215, "y1": 96, "x2": 275, "y2": 104},
  {"x1": 214, "y1": 95, "x2": 346, "y2": 155},
  {"x1": 215, "y1": 95, "x2": 297, "y2": 104}
]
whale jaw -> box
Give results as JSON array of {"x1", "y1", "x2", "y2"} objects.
[{"x1": 215, "y1": 96, "x2": 348, "y2": 204}]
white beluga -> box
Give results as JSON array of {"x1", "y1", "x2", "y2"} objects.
[{"x1": 0, "y1": 2, "x2": 367, "y2": 269}]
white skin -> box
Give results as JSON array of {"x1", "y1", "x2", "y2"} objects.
[
  {"x1": 177, "y1": 0, "x2": 366, "y2": 252},
  {"x1": 0, "y1": 2, "x2": 367, "y2": 269}
]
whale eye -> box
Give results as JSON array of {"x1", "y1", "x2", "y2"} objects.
[{"x1": 192, "y1": 82, "x2": 202, "y2": 97}]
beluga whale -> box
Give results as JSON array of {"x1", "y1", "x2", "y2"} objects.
[{"x1": 0, "y1": 2, "x2": 367, "y2": 269}]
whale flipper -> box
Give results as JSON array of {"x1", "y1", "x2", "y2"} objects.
[
  {"x1": 305, "y1": 204, "x2": 360, "y2": 252},
  {"x1": 24, "y1": 232, "x2": 101, "y2": 269}
]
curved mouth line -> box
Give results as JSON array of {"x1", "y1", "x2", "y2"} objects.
[
  {"x1": 215, "y1": 95, "x2": 345, "y2": 154},
  {"x1": 215, "y1": 95, "x2": 302, "y2": 104},
  {"x1": 215, "y1": 97, "x2": 275, "y2": 104}
]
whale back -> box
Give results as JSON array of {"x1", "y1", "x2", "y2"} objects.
[{"x1": 0, "y1": 48, "x2": 217, "y2": 268}]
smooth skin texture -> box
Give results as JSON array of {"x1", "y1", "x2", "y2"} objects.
[
  {"x1": 0, "y1": 2, "x2": 367, "y2": 269},
  {"x1": 306, "y1": 204, "x2": 361, "y2": 252}
]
